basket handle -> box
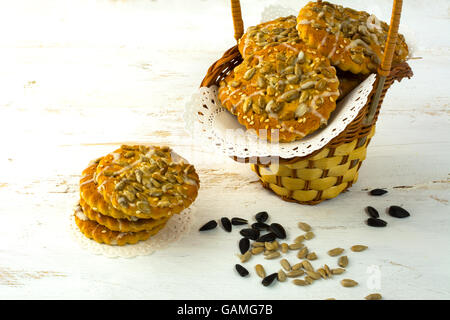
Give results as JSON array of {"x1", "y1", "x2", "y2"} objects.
[
  {"x1": 231, "y1": 0, "x2": 244, "y2": 41},
  {"x1": 366, "y1": 0, "x2": 403, "y2": 124}
]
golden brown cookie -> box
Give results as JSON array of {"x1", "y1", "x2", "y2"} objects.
[
  {"x1": 74, "y1": 204, "x2": 165, "y2": 246},
  {"x1": 80, "y1": 158, "x2": 138, "y2": 221},
  {"x1": 95, "y1": 145, "x2": 199, "y2": 220},
  {"x1": 79, "y1": 198, "x2": 168, "y2": 233},
  {"x1": 238, "y1": 16, "x2": 301, "y2": 58},
  {"x1": 296, "y1": 1, "x2": 409, "y2": 74},
  {"x1": 218, "y1": 43, "x2": 340, "y2": 142}
]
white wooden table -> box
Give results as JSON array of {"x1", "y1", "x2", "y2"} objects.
[{"x1": 0, "y1": 0, "x2": 449, "y2": 300}]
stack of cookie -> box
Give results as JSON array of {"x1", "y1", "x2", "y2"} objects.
[
  {"x1": 74, "y1": 145, "x2": 200, "y2": 246},
  {"x1": 218, "y1": 1, "x2": 409, "y2": 142}
]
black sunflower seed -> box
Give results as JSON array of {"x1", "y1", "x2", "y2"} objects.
[
  {"x1": 240, "y1": 228, "x2": 260, "y2": 240},
  {"x1": 199, "y1": 220, "x2": 217, "y2": 231},
  {"x1": 269, "y1": 223, "x2": 286, "y2": 239},
  {"x1": 221, "y1": 217, "x2": 232, "y2": 232},
  {"x1": 388, "y1": 206, "x2": 410, "y2": 218},
  {"x1": 251, "y1": 222, "x2": 270, "y2": 231},
  {"x1": 367, "y1": 218, "x2": 387, "y2": 227},
  {"x1": 235, "y1": 264, "x2": 249, "y2": 277},
  {"x1": 239, "y1": 238, "x2": 250, "y2": 254},
  {"x1": 231, "y1": 217, "x2": 248, "y2": 225},
  {"x1": 255, "y1": 211, "x2": 269, "y2": 223},
  {"x1": 262, "y1": 273, "x2": 278, "y2": 286},
  {"x1": 256, "y1": 232, "x2": 276, "y2": 243},
  {"x1": 366, "y1": 206, "x2": 379, "y2": 218},
  {"x1": 369, "y1": 189, "x2": 388, "y2": 196}
]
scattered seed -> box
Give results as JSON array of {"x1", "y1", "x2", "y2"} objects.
[
  {"x1": 287, "y1": 270, "x2": 305, "y2": 277},
  {"x1": 277, "y1": 269, "x2": 287, "y2": 282},
  {"x1": 304, "y1": 231, "x2": 315, "y2": 240},
  {"x1": 341, "y1": 279, "x2": 358, "y2": 287},
  {"x1": 281, "y1": 243, "x2": 289, "y2": 253},
  {"x1": 292, "y1": 263, "x2": 303, "y2": 271},
  {"x1": 239, "y1": 238, "x2": 250, "y2": 254},
  {"x1": 365, "y1": 293, "x2": 382, "y2": 300},
  {"x1": 317, "y1": 268, "x2": 327, "y2": 279},
  {"x1": 351, "y1": 245, "x2": 368, "y2": 252},
  {"x1": 297, "y1": 247, "x2": 309, "y2": 259},
  {"x1": 292, "y1": 279, "x2": 308, "y2": 286},
  {"x1": 255, "y1": 211, "x2": 269, "y2": 223},
  {"x1": 369, "y1": 189, "x2": 388, "y2": 196},
  {"x1": 221, "y1": 217, "x2": 232, "y2": 232},
  {"x1": 366, "y1": 206, "x2": 379, "y2": 218},
  {"x1": 199, "y1": 220, "x2": 217, "y2": 231},
  {"x1": 262, "y1": 273, "x2": 278, "y2": 286},
  {"x1": 288, "y1": 242, "x2": 304, "y2": 250},
  {"x1": 252, "y1": 241, "x2": 265, "y2": 247},
  {"x1": 325, "y1": 298, "x2": 336, "y2": 300},
  {"x1": 367, "y1": 218, "x2": 387, "y2": 227},
  {"x1": 255, "y1": 264, "x2": 266, "y2": 278},
  {"x1": 280, "y1": 259, "x2": 291, "y2": 271},
  {"x1": 264, "y1": 252, "x2": 281, "y2": 260},
  {"x1": 269, "y1": 223, "x2": 286, "y2": 239},
  {"x1": 235, "y1": 264, "x2": 249, "y2": 277},
  {"x1": 251, "y1": 222, "x2": 270, "y2": 231},
  {"x1": 331, "y1": 268, "x2": 346, "y2": 275},
  {"x1": 302, "y1": 260, "x2": 314, "y2": 272},
  {"x1": 240, "y1": 228, "x2": 260, "y2": 240},
  {"x1": 338, "y1": 256, "x2": 349, "y2": 268},
  {"x1": 297, "y1": 222, "x2": 311, "y2": 232},
  {"x1": 251, "y1": 247, "x2": 264, "y2": 255},
  {"x1": 328, "y1": 248, "x2": 345, "y2": 257},
  {"x1": 239, "y1": 251, "x2": 252, "y2": 263},
  {"x1": 294, "y1": 235, "x2": 305, "y2": 243},
  {"x1": 304, "y1": 276, "x2": 314, "y2": 284},
  {"x1": 231, "y1": 217, "x2": 248, "y2": 225},
  {"x1": 324, "y1": 264, "x2": 332, "y2": 277},
  {"x1": 256, "y1": 232, "x2": 277, "y2": 243},
  {"x1": 388, "y1": 206, "x2": 410, "y2": 218},
  {"x1": 306, "y1": 270, "x2": 321, "y2": 280},
  {"x1": 306, "y1": 252, "x2": 317, "y2": 260}
]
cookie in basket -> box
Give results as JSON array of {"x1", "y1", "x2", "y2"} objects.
[
  {"x1": 238, "y1": 15, "x2": 301, "y2": 58},
  {"x1": 94, "y1": 145, "x2": 200, "y2": 220},
  {"x1": 336, "y1": 69, "x2": 367, "y2": 101},
  {"x1": 74, "y1": 204, "x2": 166, "y2": 246},
  {"x1": 218, "y1": 43, "x2": 340, "y2": 142},
  {"x1": 79, "y1": 198, "x2": 168, "y2": 233},
  {"x1": 296, "y1": 1, "x2": 409, "y2": 74}
]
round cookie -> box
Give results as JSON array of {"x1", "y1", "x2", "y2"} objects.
[
  {"x1": 238, "y1": 15, "x2": 301, "y2": 58},
  {"x1": 74, "y1": 204, "x2": 165, "y2": 246},
  {"x1": 218, "y1": 43, "x2": 340, "y2": 142},
  {"x1": 80, "y1": 158, "x2": 138, "y2": 221},
  {"x1": 95, "y1": 145, "x2": 199, "y2": 220},
  {"x1": 79, "y1": 198, "x2": 168, "y2": 233},
  {"x1": 296, "y1": 1, "x2": 409, "y2": 74}
]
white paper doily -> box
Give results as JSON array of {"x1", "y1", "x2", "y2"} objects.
[
  {"x1": 69, "y1": 206, "x2": 195, "y2": 258},
  {"x1": 184, "y1": 74, "x2": 376, "y2": 160}
]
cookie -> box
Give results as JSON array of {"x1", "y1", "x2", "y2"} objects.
[
  {"x1": 80, "y1": 158, "x2": 138, "y2": 221},
  {"x1": 79, "y1": 198, "x2": 168, "y2": 233},
  {"x1": 296, "y1": 1, "x2": 409, "y2": 74},
  {"x1": 74, "y1": 204, "x2": 165, "y2": 246},
  {"x1": 218, "y1": 43, "x2": 340, "y2": 142},
  {"x1": 238, "y1": 16, "x2": 301, "y2": 58},
  {"x1": 95, "y1": 145, "x2": 200, "y2": 220}
]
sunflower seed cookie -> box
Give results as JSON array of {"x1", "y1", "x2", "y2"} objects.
[
  {"x1": 218, "y1": 43, "x2": 340, "y2": 142},
  {"x1": 95, "y1": 145, "x2": 199, "y2": 220},
  {"x1": 238, "y1": 15, "x2": 301, "y2": 58},
  {"x1": 74, "y1": 204, "x2": 165, "y2": 246},
  {"x1": 79, "y1": 198, "x2": 168, "y2": 233},
  {"x1": 296, "y1": 1, "x2": 409, "y2": 74}
]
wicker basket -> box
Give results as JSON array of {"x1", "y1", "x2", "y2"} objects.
[{"x1": 201, "y1": 0, "x2": 413, "y2": 205}]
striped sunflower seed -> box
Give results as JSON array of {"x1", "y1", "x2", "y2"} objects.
[
  {"x1": 304, "y1": 276, "x2": 314, "y2": 284},
  {"x1": 264, "y1": 252, "x2": 281, "y2": 260},
  {"x1": 297, "y1": 247, "x2": 308, "y2": 259},
  {"x1": 328, "y1": 248, "x2": 344, "y2": 257},
  {"x1": 306, "y1": 270, "x2": 321, "y2": 280},
  {"x1": 338, "y1": 256, "x2": 349, "y2": 268},
  {"x1": 280, "y1": 259, "x2": 291, "y2": 272},
  {"x1": 341, "y1": 279, "x2": 358, "y2": 287},
  {"x1": 351, "y1": 245, "x2": 368, "y2": 252},
  {"x1": 304, "y1": 231, "x2": 315, "y2": 240},
  {"x1": 252, "y1": 242, "x2": 265, "y2": 247},
  {"x1": 306, "y1": 252, "x2": 317, "y2": 260},
  {"x1": 255, "y1": 264, "x2": 266, "y2": 278},
  {"x1": 294, "y1": 235, "x2": 305, "y2": 243},
  {"x1": 324, "y1": 264, "x2": 332, "y2": 277},
  {"x1": 331, "y1": 268, "x2": 346, "y2": 275},
  {"x1": 286, "y1": 270, "x2": 305, "y2": 278},
  {"x1": 288, "y1": 242, "x2": 304, "y2": 250},
  {"x1": 317, "y1": 268, "x2": 327, "y2": 279},
  {"x1": 277, "y1": 269, "x2": 287, "y2": 282},
  {"x1": 291, "y1": 263, "x2": 303, "y2": 271},
  {"x1": 251, "y1": 247, "x2": 264, "y2": 255},
  {"x1": 281, "y1": 243, "x2": 289, "y2": 253},
  {"x1": 302, "y1": 260, "x2": 314, "y2": 272}
]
